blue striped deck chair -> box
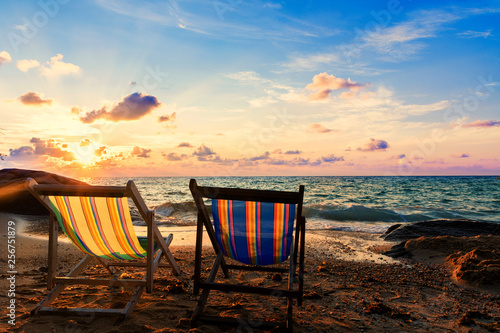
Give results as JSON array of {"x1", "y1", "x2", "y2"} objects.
[
  {"x1": 189, "y1": 179, "x2": 306, "y2": 331},
  {"x1": 26, "y1": 178, "x2": 180, "y2": 320}
]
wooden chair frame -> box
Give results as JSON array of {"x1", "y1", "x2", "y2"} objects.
[
  {"x1": 26, "y1": 178, "x2": 181, "y2": 320},
  {"x1": 189, "y1": 179, "x2": 306, "y2": 331}
]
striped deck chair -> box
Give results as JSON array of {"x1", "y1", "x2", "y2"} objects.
[
  {"x1": 189, "y1": 179, "x2": 306, "y2": 331},
  {"x1": 26, "y1": 178, "x2": 180, "y2": 319}
]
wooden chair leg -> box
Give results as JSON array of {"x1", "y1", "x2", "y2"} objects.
[
  {"x1": 32, "y1": 255, "x2": 94, "y2": 316},
  {"x1": 191, "y1": 252, "x2": 224, "y2": 326}
]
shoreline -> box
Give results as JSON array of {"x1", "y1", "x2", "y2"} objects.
[{"x1": 1, "y1": 213, "x2": 499, "y2": 332}]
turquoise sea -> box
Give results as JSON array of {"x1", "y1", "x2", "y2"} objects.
[{"x1": 80, "y1": 176, "x2": 500, "y2": 233}]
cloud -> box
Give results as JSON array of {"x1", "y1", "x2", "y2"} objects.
[
  {"x1": 19, "y1": 92, "x2": 53, "y2": 106},
  {"x1": 357, "y1": 138, "x2": 390, "y2": 151},
  {"x1": 96, "y1": 0, "x2": 334, "y2": 42},
  {"x1": 226, "y1": 71, "x2": 267, "y2": 84},
  {"x1": 30, "y1": 138, "x2": 76, "y2": 161},
  {"x1": 280, "y1": 8, "x2": 464, "y2": 71},
  {"x1": 249, "y1": 152, "x2": 270, "y2": 161},
  {"x1": 321, "y1": 154, "x2": 344, "y2": 163},
  {"x1": 306, "y1": 73, "x2": 368, "y2": 100},
  {"x1": 9, "y1": 137, "x2": 77, "y2": 161},
  {"x1": 71, "y1": 106, "x2": 82, "y2": 114},
  {"x1": 9, "y1": 146, "x2": 34, "y2": 158},
  {"x1": 309, "y1": 123, "x2": 332, "y2": 133},
  {"x1": 193, "y1": 144, "x2": 216, "y2": 161},
  {"x1": 263, "y1": 2, "x2": 282, "y2": 9},
  {"x1": 163, "y1": 152, "x2": 187, "y2": 161},
  {"x1": 457, "y1": 30, "x2": 493, "y2": 39},
  {"x1": 158, "y1": 112, "x2": 176, "y2": 122},
  {"x1": 94, "y1": 146, "x2": 108, "y2": 157},
  {"x1": 79, "y1": 138, "x2": 92, "y2": 147},
  {"x1": 0, "y1": 51, "x2": 12, "y2": 66},
  {"x1": 249, "y1": 95, "x2": 278, "y2": 107},
  {"x1": 462, "y1": 120, "x2": 500, "y2": 127},
  {"x1": 390, "y1": 154, "x2": 406, "y2": 159},
  {"x1": 129, "y1": 81, "x2": 137, "y2": 85},
  {"x1": 281, "y1": 53, "x2": 340, "y2": 72},
  {"x1": 306, "y1": 72, "x2": 367, "y2": 91},
  {"x1": 290, "y1": 158, "x2": 309, "y2": 166},
  {"x1": 79, "y1": 92, "x2": 161, "y2": 123},
  {"x1": 453, "y1": 153, "x2": 469, "y2": 158},
  {"x1": 16, "y1": 59, "x2": 40, "y2": 72},
  {"x1": 177, "y1": 142, "x2": 193, "y2": 148},
  {"x1": 307, "y1": 89, "x2": 332, "y2": 101},
  {"x1": 39, "y1": 54, "x2": 81, "y2": 78},
  {"x1": 284, "y1": 150, "x2": 301, "y2": 155},
  {"x1": 264, "y1": 158, "x2": 287, "y2": 166},
  {"x1": 359, "y1": 10, "x2": 460, "y2": 61},
  {"x1": 131, "y1": 146, "x2": 152, "y2": 158},
  {"x1": 208, "y1": 155, "x2": 238, "y2": 166}
]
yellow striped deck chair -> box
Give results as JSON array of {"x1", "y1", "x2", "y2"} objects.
[
  {"x1": 26, "y1": 178, "x2": 180, "y2": 319},
  {"x1": 189, "y1": 179, "x2": 306, "y2": 331}
]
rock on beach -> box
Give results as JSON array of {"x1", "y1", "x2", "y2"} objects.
[
  {"x1": 0, "y1": 168, "x2": 87, "y2": 215},
  {"x1": 382, "y1": 220, "x2": 500, "y2": 289}
]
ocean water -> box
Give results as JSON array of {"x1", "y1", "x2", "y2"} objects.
[{"x1": 79, "y1": 176, "x2": 500, "y2": 234}]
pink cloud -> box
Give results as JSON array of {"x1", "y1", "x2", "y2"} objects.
[
  {"x1": 305, "y1": 73, "x2": 369, "y2": 100},
  {"x1": 463, "y1": 120, "x2": 500, "y2": 127},
  {"x1": 158, "y1": 112, "x2": 176, "y2": 122},
  {"x1": 357, "y1": 138, "x2": 390, "y2": 152},
  {"x1": 309, "y1": 123, "x2": 332, "y2": 133},
  {"x1": 193, "y1": 144, "x2": 217, "y2": 161}
]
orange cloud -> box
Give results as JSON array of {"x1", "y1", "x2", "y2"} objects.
[
  {"x1": 307, "y1": 89, "x2": 331, "y2": 101},
  {"x1": 131, "y1": 146, "x2": 152, "y2": 158},
  {"x1": 309, "y1": 123, "x2": 332, "y2": 133},
  {"x1": 19, "y1": 91, "x2": 53, "y2": 106},
  {"x1": 9, "y1": 137, "x2": 76, "y2": 161}
]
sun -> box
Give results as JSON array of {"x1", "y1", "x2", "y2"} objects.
[{"x1": 70, "y1": 141, "x2": 99, "y2": 165}]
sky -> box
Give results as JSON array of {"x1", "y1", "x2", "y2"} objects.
[{"x1": 0, "y1": 0, "x2": 499, "y2": 177}]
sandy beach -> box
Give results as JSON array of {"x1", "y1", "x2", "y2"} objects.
[{"x1": 1, "y1": 212, "x2": 499, "y2": 332}]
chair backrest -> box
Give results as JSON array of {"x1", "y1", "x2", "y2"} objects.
[
  {"x1": 190, "y1": 180, "x2": 304, "y2": 266},
  {"x1": 27, "y1": 180, "x2": 147, "y2": 260},
  {"x1": 213, "y1": 199, "x2": 295, "y2": 265}
]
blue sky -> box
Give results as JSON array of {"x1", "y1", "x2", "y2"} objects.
[{"x1": 0, "y1": 0, "x2": 499, "y2": 177}]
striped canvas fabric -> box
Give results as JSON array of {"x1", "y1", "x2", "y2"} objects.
[
  {"x1": 48, "y1": 196, "x2": 147, "y2": 260},
  {"x1": 212, "y1": 199, "x2": 296, "y2": 265}
]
